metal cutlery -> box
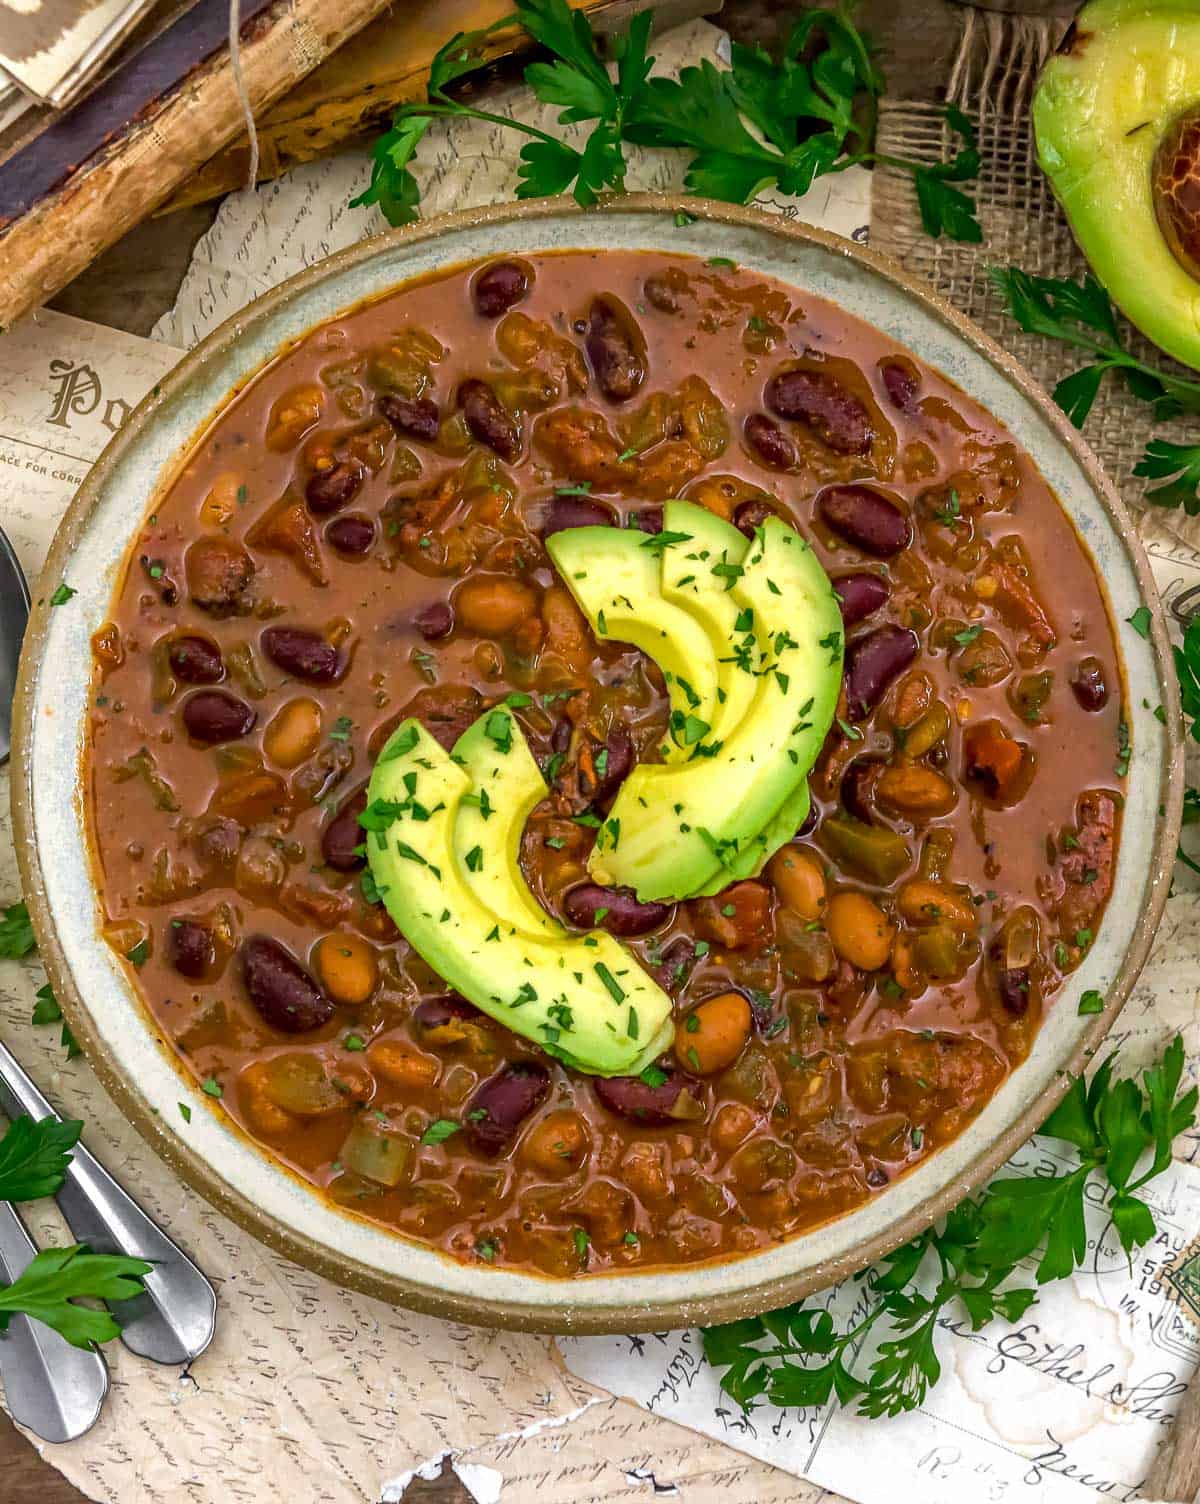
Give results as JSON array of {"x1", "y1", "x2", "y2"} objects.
[{"x1": 0, "y1": 522, "x2": 216, "y2": 1440}]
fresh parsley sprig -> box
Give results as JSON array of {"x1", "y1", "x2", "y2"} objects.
[
  {"x1": 0, "y1": 900, "x2": 35, "y2": 960},
  {"x1": 0, "y1": 1245, "x2": 152, "y2": 1349},
  {"x1": 703, "y1": 1036, "x2": 1196, "y2": 1421},
  {"x1": 354, "y1": 0, "x2": 981, "y2": 243},
  {"x1": 990, "y1": 267, "x2": 1200, "y2": 513},
  {"x1": 0, "y1": 1115, "x2": 82, "y2": 1202}
]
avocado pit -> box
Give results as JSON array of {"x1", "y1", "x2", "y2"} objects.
[{"x1": 1153, "y1": 108, "x2": 1200, "y2": 282}]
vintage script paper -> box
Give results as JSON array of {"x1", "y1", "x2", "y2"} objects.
[{"x1": 151, "y1": 19, "x2": 872, "y2": 351}]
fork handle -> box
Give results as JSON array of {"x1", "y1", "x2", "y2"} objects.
[
  {"x1": 0, "y1": 1199, "x2": 108, "y2": 1442},
  {"x1": 0, "y1": 1042, "x2": 216, "y2": 1365}
]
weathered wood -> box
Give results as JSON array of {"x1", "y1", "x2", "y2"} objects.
[{"x1": 1143, "y1": 1375, "x2": 1200, "y2": 1502}]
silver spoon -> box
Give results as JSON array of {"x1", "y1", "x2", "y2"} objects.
[{"x1": 0, "y1": 525, "x2": 216, "y2": 1438}]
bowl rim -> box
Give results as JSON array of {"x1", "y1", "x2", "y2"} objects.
[{"x1": 11, "y1": 192, "x2": 1183, "y2": 1333}]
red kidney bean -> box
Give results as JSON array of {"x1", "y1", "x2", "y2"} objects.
[
  {"x1": 841, "y1": 757, "x2": 885, "y2": 824},
  {"x1": 326, "y1": 514, "x2": 375, "y2": 556},
  {"x1": 743, "y1": 412, "x2": 798, "y2": 471},
  {"x1": 655, "y1": 936, "x2": 696, "y2": 993},
  {"x1": 472, "y1": 260, "x2": 530, "y2": 318},
  {"x1": 796, "y1": 803, "x2": 818, "y2": 838},
  {"x1": 459, "y1": 378, "x2": 521, "y2": 461},
  {"x1": 844, "y1": 625, "x2": 919, "y2": 721},
  {"x1": 550, "y1": 717, "x2": 572, "y2": 757},
  {"x1": 818, "y1": 484, "x2": 911, "y2": 558},
  {"x1": 379, "y1": 392, "x2": 440, "y2": 442},
  {"x1": 587, "y1": 728, "x2": 633, "y2": 808},
  {"x1": 464, "y1": 1062, "x2": 550, "y2": 1154},
  {"x1": 766, "y1": 368, "x2": 873, "y2": 454},
  {"x1": 185, "y1": 537, "x2": 254, "y2": 616},
  {"x1": 733, "y1": 498, "x2": 778, "y2": 538},
  {"x1": 261, "y1": 626, "x2": 342, "y2": 683},
  {"x1": 321, "y1": 785, "x2": 367, "y2": 871},
  {"x1": 415, "y1": 601, "x2": 454, "y2": 641},
  {"x1": 168, "y1": 635, "x2": 224, "y2": 684},
  {"x1": 305, "y1": 460, "x2": 364, "y2": 515},
  {"x1": 541, "y1": 494, "x2": 619, "y2": 535},
  {"x1": 563, "y1": 883, "x2": 672, "y2": 937},
  {"x1": 835, "y1": 571, "x2": 891, "y2": 626},
  {"x1": 241, "y1": 935, "x2": 334, "y2": 1033},
  {"x1": 168, "y1": 918, "x2": 214, "y2": 979},
  {"x1": 880, "y1": 358, "x2": 920, "y2": 414},
  {"x1": 586, "y1": 296, "x2": 645, "y2": 402},
  {"x1": 182, "y1": 689, "x2": 256, "y2": 744},
  {"x1": 594, "y1": 1068, "x2": 697, "y2": 1125},
  {"x1": 632, "y1": 506, "x2": 664, "y2": 535},
  {"x1": 1070, "y1": 655, "x2": 1108, "y2": 711},
  {"x1": 989, "y1": 942, "x2": 1031, "y2": 1016},
  {"x1": 412, "y1": 994, "x2": 480, "y2": 1031}
]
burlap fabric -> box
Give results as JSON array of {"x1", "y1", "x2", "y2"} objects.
[{"x1": 870, "y1": 8, "x2": 1199, "y2": 554}]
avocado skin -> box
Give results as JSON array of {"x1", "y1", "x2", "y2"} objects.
[
  {"x1": 1033, "y1": 0, "x2": 1200, "y2": 371},
  {"x1": 364, "y1": 716, "x2": 674, "y2": 1078}
]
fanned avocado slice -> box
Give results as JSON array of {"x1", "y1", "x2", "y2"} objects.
[
  {"x1": 546, "y1": 525, "x2": 722, "y2": 759},
  {"x1": 452, "y1": 708, "x2": 556, "y2": 937},
  {"x1": 365, "y1": 718, "x2": 673, "y2": 1076},
  {"x1": 658, "y1": 501, "x2": 760, "y2": 742},
  {"x1": 691, "y1": 785, "x2": 811, "y2": 898},
  {"x1": 1034, "y1": 0, "x2": 1200, "y2": 371},
  {"x1": 589, "y1": 519, "x2": 843, "y2": 902}
]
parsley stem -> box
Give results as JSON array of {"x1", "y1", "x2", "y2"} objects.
[{"x1": 412, "y1": 97, "x2": 565, "y2": 151}]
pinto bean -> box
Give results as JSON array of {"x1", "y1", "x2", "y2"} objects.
[
  {"x1": 326, "y1": 515, "x2": 375, "y2": 555},
  {"x1": 459, "y1": 378, "x2": 521, "y2": 460},
  {"x1": 241, "y1": 935, "x2": 335, "y2": 1033},
  {"x1": 733, "y1": 498, "x2": 778, "y2": 538},
  {"x1": 261, "y1": 627, "x2": 342, "y2": 683},
  {"x1": 827, "y1": 892, "x2": 895, "y2": 970},
  {"x1": 305, "y1": 460, "x2": 364, "y2": 515},
  {"x1": 586, "y1": 727, "x2": 633, "y2": 808},
  {"x1": 563, "y1": 883, "x2": 672, "y2": 936},
  {"x1": 644, "y1": 270, "x2": 685, "y2": 313},
  {"x1": 454, "y1": 576, "x2": 536, "y2": 636},
  {"x1": 182, "y1": 689, "x2": 256, "y2": 744},
  {"x1": 743, "y1": 412, "x2": 798, "y2": 471},
  {"x1": 168, "y1": 635, "x2": 224, "y2": 684},
  {"x1": 675, "y1": 992, "x2": 752, "y2": 1075},
  {"x1": 1070, "y1": 656, "x2": 1108, "y2": 711},
  {"x1": 768, "y1": 847, "x2": 827, "y2": 922},
  {"x1": 464, "y1": 1062, "x2": 550, "y2": 1154},
  {"x1": 586, "y1": 296, "x2": 645, "y2": 402},
  {"x1": 314, "y1": 932, "x2": 377, "y2": 1006},
  {"x1": 379, "y1": 392, "x2": 440, "y2": 442},
  {"x1": 594, "y1": 1069, "x2": 703, "y2": 1125},
  {"x1": 818, "y1": 484, "x2": 911, "y2": 557},
  {"x1": 185, "y1": 537, "x2": 254, "y2": 615},
  {"x1": 168, "y1": 918, "x2": 214, "y2": 979},
  {"x1": 472, "y1": 260, "x2": 530, "y2": 318},
  {"x1": 321, "y1": 785, "x2": 367, "y2": 871},
  {"x1": 766, "y1": 368, "x2": 873, "y2": 454},
  {"x1": 835, "y1": 571, "x2": 891, "y2": 626},
  {"x1": 540, "y1": 494, "x2": 619, "y2": 535},
  {"x1": 844, "y1": 625, "x2": 919, "y2": 721}
]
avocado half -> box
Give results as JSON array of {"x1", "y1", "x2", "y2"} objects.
[{"x1": 1034, "y1": 0, "x2": 1200, "y2": 371}]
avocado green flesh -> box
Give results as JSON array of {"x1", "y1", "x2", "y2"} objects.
[
  {"x1": 365, "y1": 719, "x2": 673, "y2": 1076},
  {"x1": 452, "y1": 710, "x2": 556, "y2": 937},
  {"x1": 590, "y1": 520, "x2": 843, "y2": 902},
  {"x1": 692, "y1": 784, "x2": 811, "y2": 897},
  {"x1": 658, "y1": 501, "x2": 759, "y2": 742},
  {"x1": 1033, "y1": 0, "x2": 1200, "y2": 371},
  {"x1": 546, "y1": 526, "x2": 722, "y2": 759}
]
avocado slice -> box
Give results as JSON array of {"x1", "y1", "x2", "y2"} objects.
[
  {"x1": 1034, "y1": 0, "x2": 1200, "y2": 371},
  {"x1": 365, "y1": 718, "x2": 673, "y2": 1076},
  {"x1": 658, "y1": 501, "x2": 760, "y2": 741},
  {"x1": 452, "y1": 708, "x2": 556, "y2": 937},
  {"x1": 546, "y1": 525, "x2": 722, "y2": 759},
  {"x1": 590, "y1": 519, "x2": 843, "y2": 902}
]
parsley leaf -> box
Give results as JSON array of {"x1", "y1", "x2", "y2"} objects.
[
  {"x1": 0, "y1": 1116, "x2": 82, "y2": 1202},
  {"x1": 1134, "y1": 439, "x2": 1200, "y2": 517},
  {"x1": 0, "y1": 1245, "x2": 152, "y2": 1349},
  {"x1": 0, "y1": 900, "x2": 35, "y2": 960}
]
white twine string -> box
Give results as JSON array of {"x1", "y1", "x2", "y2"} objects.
[{"x1": 227, "y1": 0, "x2": 261, "y2": 191}]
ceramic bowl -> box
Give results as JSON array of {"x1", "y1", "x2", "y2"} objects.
[{"x1": 12, "y1": 197, "x2": 1182, "y2": 1333}]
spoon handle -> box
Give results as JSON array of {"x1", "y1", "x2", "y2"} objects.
[
  {"x1": 0, "y1": 1043, "x2": 216, "y2": 1365},
  {"x1": 0, "y1": 1199, "x2": 108, "y2": 1442}
]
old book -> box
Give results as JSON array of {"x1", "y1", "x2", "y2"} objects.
[
  {"x1": 163, "y1": 0, "x2": 721, "y2": 212},
  {"x1": 0, "y1": 0, "x2": 395, "y2": 326}
]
